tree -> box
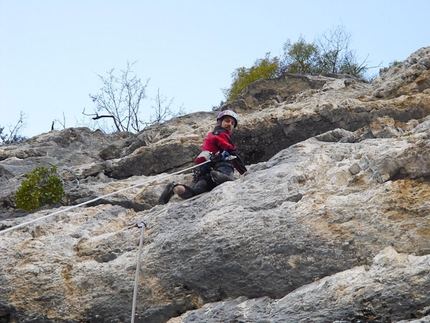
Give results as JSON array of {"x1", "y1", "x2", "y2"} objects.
[
  {"x1": 86, "y1": 61, "x2": 184, "y2": 133},
  {"x1": 87, "y1": 61, "x2": 148, "y2": 132},
  {"x1": 150, "y1": 89, "x2": 185, "y2": 125},
  {"x1": 223, "y1": 53, "x2": 280, "y2": 102},
  {"x1": 281, "y1": 35, "x2": 319, "y2": 75},
  {"x1": 315, "y1": 24, "x2": 368, "y2": 77},
  {"x1": 280, "y1": 25, "x2": 370, "y2": 78},
  {"x1": 222, "y1": 25, "x2": 371, "y2": 105},
  {"x1": 0, "y1": 111, "x2": 26, "y2": 145},
  {"x1": 86, "y1": 61, "x2": 150, "y2": 133}
]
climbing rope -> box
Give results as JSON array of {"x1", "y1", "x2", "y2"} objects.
[
  {"x1": 127, "y1": 221, "x2": 147, "y2": 323},
  {"x1": 1, "y1": 160, "x2": 213, "y2": 323},
  {"x1": 1, "y1": 105, "x2": 250, "y2": 317},
  {"x1": 0, "y1": 160, "x2": 211, "y2": 236}
]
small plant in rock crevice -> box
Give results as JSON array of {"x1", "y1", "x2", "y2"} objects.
[{"x1": 15, "y1": 165, "x2": 65, "y2": 212}]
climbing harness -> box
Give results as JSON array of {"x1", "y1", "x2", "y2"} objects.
[
  {"x1": 0, "y1": 160, "x2": 211, "y2": 236},
  {"x1": 127, "y1": 221, "x2": 147, "y2": 323}
]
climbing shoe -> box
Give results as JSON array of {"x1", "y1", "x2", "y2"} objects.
[
  {"x1": 210, "y1": 170, "x2": 234, "y2": 185},
  {"x1": 158, "y1": 182, "x2": 176, "y2": 205}
]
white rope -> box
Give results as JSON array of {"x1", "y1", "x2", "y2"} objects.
[
  {"x1": 1, "y1": 160, "x2": 213, "y2": 323},
  {"x1": 0, "y1": 160, "x2": 211, "y2": 236},
  {"x1": 130, "y1": 222, "x2": 146, "y2": 323}
]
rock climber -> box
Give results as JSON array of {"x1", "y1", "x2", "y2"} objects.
[{"x1": 158, "y1": 110, "x2": 247, "y2": 204}]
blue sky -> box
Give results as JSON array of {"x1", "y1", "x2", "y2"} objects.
[{"x1": 1, "y1": 0, "x2": 429, "y2": 138}]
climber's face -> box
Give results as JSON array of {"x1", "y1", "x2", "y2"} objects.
[{"x1": 219, "y1": 116, "x2": 236, "y2": 132}]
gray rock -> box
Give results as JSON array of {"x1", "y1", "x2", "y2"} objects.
[{"x1": 168, "y1": 247, "x2": 430, "y2": 323}]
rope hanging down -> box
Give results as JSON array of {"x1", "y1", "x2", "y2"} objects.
[
  {"x1": 0, "y1": 160, "x2": 211, "y2": 236},
  {"x1": 127, "y1": 221, "x2": 147, "y2": 323}
]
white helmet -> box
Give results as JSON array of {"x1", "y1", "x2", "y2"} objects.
[{"x1": 217, "y1": 110, "x2": 239, "y2": 128}]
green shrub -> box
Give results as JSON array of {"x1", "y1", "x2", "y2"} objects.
[
  {"x1": 389, "y1": 60, "x2": 402, "y2": 67},
  {"x1": 280, "y1": 27, "x2": 369, "y2": 78},
  {"x1": 223, "y1": 53, "x2": 280, "y2": 102},
  {"x1": 15, "y1": 165, "x2": 65, "y2": 212},
  {"x1": 281, "y1": 36, "x2": 319, "y2": 75}
]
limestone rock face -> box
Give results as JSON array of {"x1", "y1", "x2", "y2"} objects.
[
  {"x1": 167, "y1": 247, "x2": 430, "y2": 323},
  {"x1": 373, "y1": 46, "x2": 430, "y2": 98},
  {"x1": 1, "y1": 47, "x2": 430, "y2": 323}
]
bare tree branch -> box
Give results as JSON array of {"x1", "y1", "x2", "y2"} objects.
[
  {"x1": 85, "y1": 61, "x2": 184, "y2": 133},
  {"x1": 0, "y1": 111, "x2": 27, "y2": 145}
]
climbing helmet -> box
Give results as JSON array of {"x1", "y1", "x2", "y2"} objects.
[{"x1": 217, "y1": 110, "x2": 239, "y2": 128}]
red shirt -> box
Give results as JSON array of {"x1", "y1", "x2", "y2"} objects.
[
  {"x1": 195, "y1": 126, "x2": 247, "y2": 175},
  {"x1": 195, "y1": 126, "x2": 236, "y2": 164}
]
